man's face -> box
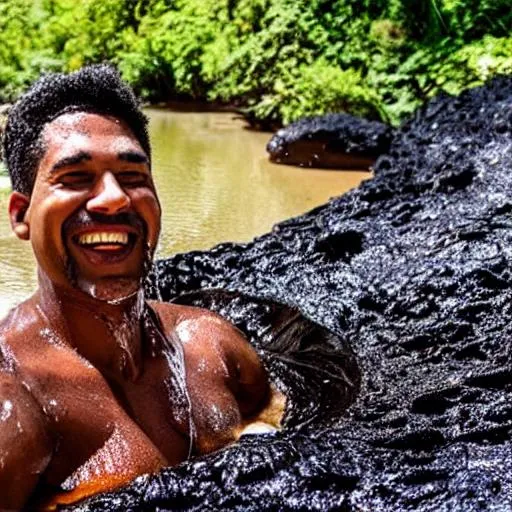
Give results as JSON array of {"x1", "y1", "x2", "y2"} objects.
[{"x1": 20, "y1": 112, "x2": 161, "y2": 302}]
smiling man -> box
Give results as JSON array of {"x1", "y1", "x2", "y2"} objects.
[{"x1": 0, "y1": 65, "x2": 284, "y2": 510}]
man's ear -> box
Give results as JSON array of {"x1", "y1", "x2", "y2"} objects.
[{"x1": 8, "y1": 191, "x2": 30, "y2": 240}]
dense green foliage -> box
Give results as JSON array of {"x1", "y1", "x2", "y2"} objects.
[{"x1": 0, "y1": 0, "x2": 511, "y2": 126}]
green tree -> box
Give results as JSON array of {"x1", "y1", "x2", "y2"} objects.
[{"x1": 0, "y1": 0, "x2": 510, "y2": 126}]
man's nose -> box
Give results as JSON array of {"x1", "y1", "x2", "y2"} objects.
[{"x1": 86, "y1": 172, "x2": 130, "y2": 215}]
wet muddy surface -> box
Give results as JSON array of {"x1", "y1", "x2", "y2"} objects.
[{"x1": 71, "y1": 77, "x2": 512, "y2": 511}]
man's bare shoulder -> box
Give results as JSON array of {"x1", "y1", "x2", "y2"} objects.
[
  {"x1": 0, "y1": 298, "x2": 42, "y2": 353},
  {"x1": 150, "y1": 299, "x2": 266, "y2": 388},
  {"x1": 149, "y1": 299, "x2": 267, "y2": 394},
  {"x1": 149, "y1": 300, "x2": 238, "y2": 334},
  {"x1": 0, "y1": 299, "x2": 52, "y2": 424},
  {"x1": 149, "y1": 300, "x2": 250, "y2": 354},
  {"x1": 0, "y1": 299, "x2": 87, "y2": 389}
]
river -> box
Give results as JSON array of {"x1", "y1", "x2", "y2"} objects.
[{"x1": 0, "y1": 109, "x2": 369, "y2": 317}]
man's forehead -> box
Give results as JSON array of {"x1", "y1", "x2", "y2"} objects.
[
  {"x1": 41, "y1": 112, "x2": 146, "y2": 154},
  {"x1": 36, "y1": 112, "x2": 150, "y2": 175},
  {"x1": 43, "y1": 111, "x2": 134, "y2": 138}
]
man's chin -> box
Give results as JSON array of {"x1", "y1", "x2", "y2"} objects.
[
  {"x1": 64, "y1": 241, "x2": 154, "y2": 305},
  {"x1": 76, "y1": 275, "x2": 142, "y2": 304}
]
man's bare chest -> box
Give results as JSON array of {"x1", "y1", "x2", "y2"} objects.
[{"x1": 14, "y1": 343, "x2": 191, "y2": 485}]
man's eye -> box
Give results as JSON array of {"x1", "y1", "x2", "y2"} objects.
[
  {"x1": 59, "y1": 172, "x2": 93, "y2": 186},
  {"x1": 117, "y1": 172, "x2": 148, "y2": 186}
]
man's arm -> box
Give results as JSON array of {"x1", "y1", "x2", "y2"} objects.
[
  {"x1": 218, "y1": 319, "x2": 286, "y2": 434},
  {"x1": 0, "y1": 371, "x2": 53, "y2": 510}
]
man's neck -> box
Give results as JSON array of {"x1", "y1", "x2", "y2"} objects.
[{"x1": 34, "y1": 273, "x2": 146, "y2": 381}]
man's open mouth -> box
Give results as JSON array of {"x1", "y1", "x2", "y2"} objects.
[
  {"x1": 71, "y1": 230, "x2": 138, "y2": 261},
  {"x1": 63, "y1": 210, "x2": 147, "y2": 268}
]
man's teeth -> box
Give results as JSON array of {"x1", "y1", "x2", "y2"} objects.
[{"x1": 77, "y1": 232, "x2": 129, "y2": 245}]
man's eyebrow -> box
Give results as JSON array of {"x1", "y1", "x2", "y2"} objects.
[
  {"x1": 118, "y1": 151, "x2": 149, "y2": 164},
  {"x1": 51, "y1": 151, "x2": 92, "y2": 172}
]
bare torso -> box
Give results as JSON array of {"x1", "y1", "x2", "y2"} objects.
[{"x1": 0, "y1": 298, "x2": 284, "y2": 510}]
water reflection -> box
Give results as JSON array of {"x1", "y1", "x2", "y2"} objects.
[{"x1": 0, "y1": 110, "x2": 369, "y2": 317}]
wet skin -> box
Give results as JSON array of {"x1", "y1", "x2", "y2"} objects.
[{"x1": 0, "y1": 113, "x2": 284, "y2": 510}]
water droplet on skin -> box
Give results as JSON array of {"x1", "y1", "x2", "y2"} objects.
[
  {"x1": 40, "y1": 327, "x2": 63, "y2": 347},
  {"x1": 42, "y1": 398, "x2": 63, "y2": 422},
  {"x1": 208, "y1": 404, "x2": 225, "y2": 433},
  {"x1": 77, "y1": 279, "x2": 97, "y2": 299},
  {"x1": 0, "y1": 400, "x2": 13, "y2": 421},
  {"x1": 175, "y1": 320, "x2": 194, "y2": 344},
  {"x1": 0, "y1": 335, "x2": 17, "y2": 372},
  {"x1": 197, "y1": 358, "x2": 208, "y2": 373}
]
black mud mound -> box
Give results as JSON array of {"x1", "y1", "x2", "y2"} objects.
[
  {"x1": 73, "y1": 76, "x2": 512, "y2": 511},
  {"x1": 266, "y1": 113, "x2": 394, "y2": 169}
]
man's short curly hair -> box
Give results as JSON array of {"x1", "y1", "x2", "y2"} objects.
[{"x1": 2, "y1": 64, "x2": 151, "y2": 196}]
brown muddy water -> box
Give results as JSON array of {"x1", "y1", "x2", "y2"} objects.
[{"x1": 0, "y1": 109, "x2": 369, "y2": 318}]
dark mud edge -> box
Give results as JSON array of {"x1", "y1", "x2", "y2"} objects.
[
  {"x1": 70, "y1": 77, "x2": 512, "y2": 511},
  {"x1": 266, "y1": 113, "x2": 394, "y2": 168}
]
